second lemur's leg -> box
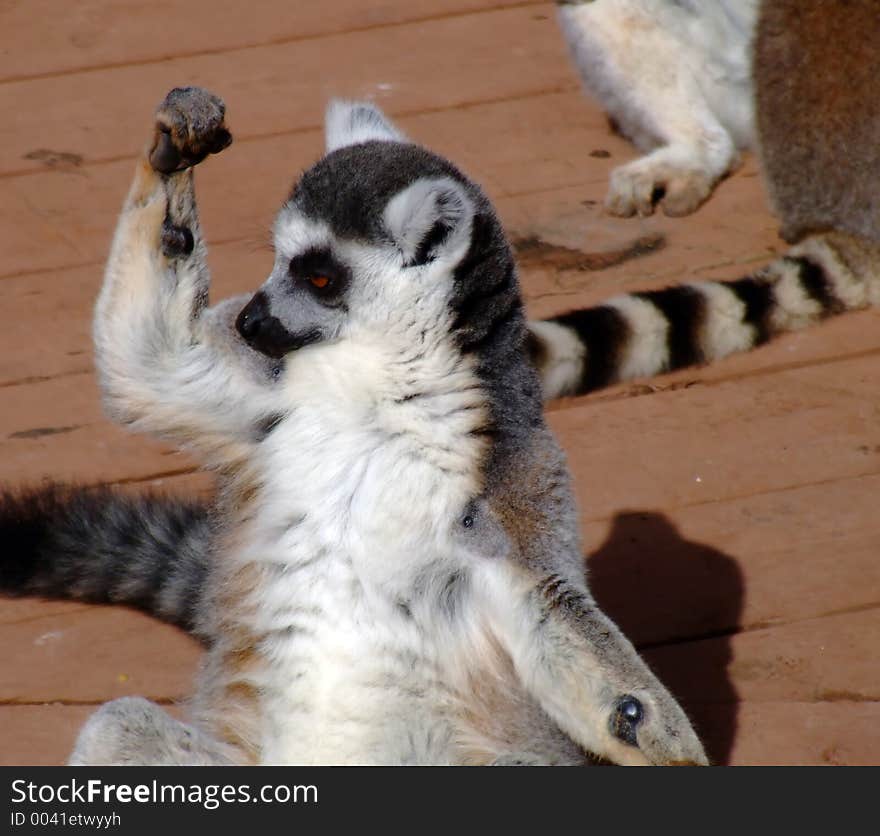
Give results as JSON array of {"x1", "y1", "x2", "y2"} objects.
[
  {"x1": 557, "y1": 1, "x2": 745, "y2": 217},
  {"x1": 95, "y1": 87, "x2": 279, "y2": 463},
  {"x1": 69, "y1": 697, "x2": 242, "y2": 766}
]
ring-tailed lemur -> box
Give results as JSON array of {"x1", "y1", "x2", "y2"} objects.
[
  {"x1": 754, "y1": 0, "x2": 880, "y2": 247},
  {"x1": 4, "y1": 87, "x2": 707, "y2": 766},
  {"x1": 556, "y1": 0, "x2": 759, "y2": 216},
  {"x1": 533, "y1": 0, "x2": 880, "y2": 397},
  {"x1": 3, "y1": 0, "x2": 878, "y2": 764}
]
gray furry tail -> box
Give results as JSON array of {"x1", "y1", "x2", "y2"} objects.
[
  {"x1": 529, "y1": 231, "x2": 880, "y2": 399},
  {"x1": 0, "y1": 484, "x2": 212, "y2": 641}
]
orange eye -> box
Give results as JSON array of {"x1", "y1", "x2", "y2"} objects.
[{"x1": 308, "y1": 275, "x2": 330, "y2": 289}]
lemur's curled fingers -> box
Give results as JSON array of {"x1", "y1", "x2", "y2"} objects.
[{"x1": 149, "y1": 86, "x2": 233, "y2": 174}]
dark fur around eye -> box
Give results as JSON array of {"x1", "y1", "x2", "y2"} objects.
[{"x1": 289, "y1": 247, "x2": 351, "y2": 301}]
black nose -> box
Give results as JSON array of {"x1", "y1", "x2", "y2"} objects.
[
  {"x1": 610, "y1": 695, "x2": 644, "y2": 746},
  {"x1": 236, "y1": 291, "x2": 270, "y2": 342}
]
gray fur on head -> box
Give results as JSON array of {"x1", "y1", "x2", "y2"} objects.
[{"x1": 383, "y1": 176, "x2": 475, "y2": 266}]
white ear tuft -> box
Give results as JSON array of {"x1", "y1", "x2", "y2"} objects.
[
  {"x1": 383, "y1": 177, "x2": 474, "y2": 266},
  {"x1": 325, "y1": 100, "x2": 406, "y2": 153}
]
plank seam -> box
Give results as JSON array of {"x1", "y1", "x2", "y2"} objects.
[{"x1": 0, "y1": 84, "x2": 579, "y2": 181}]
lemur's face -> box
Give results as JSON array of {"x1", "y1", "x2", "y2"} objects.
[{"x1": 236, "y1": 103, "x2": 481, "y2": 358}]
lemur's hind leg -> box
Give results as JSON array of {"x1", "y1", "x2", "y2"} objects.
[
  {"x1": 95, "y1": 87, "x2": 278, "y2": 459},
  {"x1": 558, "y1": 3, "x2": 742, "y2": 217},
  {"x1": 69, "y1": 697, "x2": 241, "y2": 766}
]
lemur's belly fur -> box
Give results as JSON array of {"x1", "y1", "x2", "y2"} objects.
[{"x1": 198, "y1": 338, "x2": 547, "y2": 764}]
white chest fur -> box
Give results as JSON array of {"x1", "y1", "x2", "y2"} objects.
[{"x1": 226, "y1": 336, "x2": 490, "y2": 764}]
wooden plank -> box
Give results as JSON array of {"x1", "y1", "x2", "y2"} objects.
[
  {"x1": 643, "y1": 610, "x2": 880, "y2": 765},
  {"x1": 0, "y1": 89, "x2": 628, "y2": 280},
  {"x1": 549, "y1": 353, "x2": 880, "y2": 521},
  {"x1": 0, "y1": 86, "x2": 615, "y2": 275},
  {"x1": 584, "y1": 472, "x2": 880, "y2": 646},
  {"x1": 645, "y1": 610, "x2": 879, "y2": 705},
  {"x1": 0, "y1": 705, "x2": 97, "y2": 766},
  {"x1": 0, "y1": 369, "x2": 195, "y2": 485},
  {"x1": 0, "y1": 1, "x2": 545, "y2": 83},
  {"x1": 0, "y1": 6, "x2": 574, "y2": 176},
  {"x1": 0, "y1": 126, "x2": 317, "y2": 281},
  {"x1": 726, "y1": 702, "x2": 880, "y2": 766},
  {"x1": 0, "y1": 239, "x2": 260, "y2": 386},
  {"x1": 0, "y1": 599, "x2": 93, "y2": 628},
  {"x1": 0, "y1": 606, "x2": 200, "y2": 704}
]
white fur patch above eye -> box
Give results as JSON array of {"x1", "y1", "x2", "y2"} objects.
[
  {"x1": 383, "y1": 177, "x2": 474, "y2": 266},
  {"x1": 325, "y1": 100, "x2": 406, "y2": 152}
]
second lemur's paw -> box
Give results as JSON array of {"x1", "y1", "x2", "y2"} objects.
[
  {"x1": 606, "y1": 158, "x2": 715, "y2": 218},
  {"x1": 149, "y1": 87, "x2": 233, "y2": 174}
]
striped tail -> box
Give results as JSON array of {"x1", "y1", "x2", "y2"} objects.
[
  {"x1": 528, "y1": 231, "x2": 880, "y2": 400},
  {"x1": 0, "y1": 484, "x2": 212, "y2": 641}
]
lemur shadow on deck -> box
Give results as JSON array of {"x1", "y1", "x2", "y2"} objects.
[{"x1": 587, "y1": 512, "x2": 744, "y2": 765}]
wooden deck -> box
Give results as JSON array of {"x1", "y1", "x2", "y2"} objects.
[{"x1": 1, "y1": 0, "x2": 878, "y2": 766}]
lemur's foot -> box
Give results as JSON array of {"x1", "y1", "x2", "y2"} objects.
[
  {"x1": 606, "y1": 158, "x2": 714, "y2": 218},
  {"x1": 149, "y1": 87, "x2": 233, "y2": 174},
  {"x1": 69, "y1": 697, "x2": 238, "y2": 766}
]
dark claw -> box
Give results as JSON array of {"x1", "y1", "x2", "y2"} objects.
[
  {"x1": 150, "y1": 128, "x2": 184, "y2": 174},
  {"x1": 207, "y1": 127, "x2": 233, "y2": 155}
]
